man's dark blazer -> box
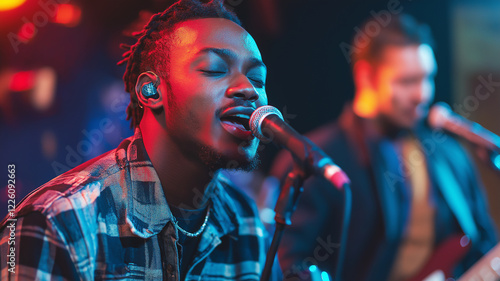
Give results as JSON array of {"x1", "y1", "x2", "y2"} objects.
[{"x1": 274, "y1": 105, "x2": 498, "y2": 281}]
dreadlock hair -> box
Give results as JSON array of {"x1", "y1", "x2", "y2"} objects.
[{"x1": 118, "y1": 0, "x2": 241, "y2": 128}]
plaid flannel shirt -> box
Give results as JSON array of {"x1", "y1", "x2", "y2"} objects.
[{"x1": 0, "y1": 129, "x2": 268, "y2": 280}]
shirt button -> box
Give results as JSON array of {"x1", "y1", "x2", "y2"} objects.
[{"x1": 167, "y1": 264, "x2": 174, "y2": 274}]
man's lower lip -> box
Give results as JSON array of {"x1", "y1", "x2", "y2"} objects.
[{"x1": 220, "y1": 121, "x2": 254, "y2": 140}]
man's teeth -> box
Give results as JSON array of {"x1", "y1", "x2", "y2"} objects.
[
  {"x1": 222, "y1": 114, "x2": 251, "y2": 130},
  {"x1": 232, "y1": 114, "x2": 250, "y2": 120}
]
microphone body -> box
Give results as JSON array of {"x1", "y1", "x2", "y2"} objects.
[
  {"x1": 428, "y1": 102, "x2": 500, "y2": 152},
  {"x1": 250, "y1": 106, "x2": 350, "y2": 189}
]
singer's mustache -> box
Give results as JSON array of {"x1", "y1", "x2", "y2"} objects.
[{"x1": 215, "y1": 102, "x2": 257, "y2": 118}]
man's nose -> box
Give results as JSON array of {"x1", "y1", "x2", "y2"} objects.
[{"x1": 226, "y1": 75, "x2": 259, "y2": 102}]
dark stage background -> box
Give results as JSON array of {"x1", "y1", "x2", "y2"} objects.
[{"x1": 1, "y1": 0, "x2": 499, "y2": 230}]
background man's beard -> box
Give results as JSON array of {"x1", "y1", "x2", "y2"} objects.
[
  {"x1": 199, "y1": 145, "x2": 260, "y2": 173},
  {"x1": 378, "y1": 113, "x2": 412, "y2": 139}
]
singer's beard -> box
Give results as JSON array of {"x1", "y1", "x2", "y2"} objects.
[
  {"x1": 199, "y1": 145, "x2": 260, "y2": 173},
  {"x1": 169, "y1": 129, "x2": 260, "y2": 175}
]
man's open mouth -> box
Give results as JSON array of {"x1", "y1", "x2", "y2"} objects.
[
  {"x1": 220, "y1": 114, "x2": 251, "y2": 131},
  {"x1": 219, "y1": 106, "x2": 255, "y2": 140}
]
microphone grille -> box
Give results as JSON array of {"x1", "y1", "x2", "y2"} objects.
[
  {"x1": 428, "y1": 102, "x2": 451, "y2": 129},
  {"x1": 250, "y1": 105, "x2": 284, "y2": 140}
]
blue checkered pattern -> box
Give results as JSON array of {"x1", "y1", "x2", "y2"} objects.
[{"x1": 0, "y1": 129, "x2": 269, "y2": 280}]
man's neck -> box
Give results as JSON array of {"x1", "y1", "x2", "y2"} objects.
[
  {"x1": 352, "y1": 91, "x2": 410, "y2": 139},
  {"x1": 373, "y1": 115, "x2": 410, "y2": 139},
  {"x1": 140, "y1": 121, "x2": 213, "y2": 210}
]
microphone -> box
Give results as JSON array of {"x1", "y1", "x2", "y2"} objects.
[
  {"x1": 250, "y1": 105, "x2": 350, "y2": 190},
  {"x1": 428, "y1": 102, "x2": 500, "y2": 152}
]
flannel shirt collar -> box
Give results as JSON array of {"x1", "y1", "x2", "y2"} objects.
[{"x1": 115, "y1": 128, "x2": 240, "y2": 240}]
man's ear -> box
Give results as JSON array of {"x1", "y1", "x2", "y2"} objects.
[
  {"x1": 135, "y1": 71, "x2": 164, "y2": 110},
  {"x1": 353, "y1": 60, "x2": 379, "y2": 118},
  {"x1": 353, "y1": 60, "x2": 375, "y2": 89}
]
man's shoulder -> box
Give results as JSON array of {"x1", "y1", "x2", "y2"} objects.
[{"x1": 2, "y1": 148, "x2": 121, "y2": 227}]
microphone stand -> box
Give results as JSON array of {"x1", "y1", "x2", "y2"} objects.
[
  {"x1": 260, "y1": 164, "x2": 353, "y2": 281},
  {"x1": 260, "y1": 165, "x2": 306, "y2": 281}
]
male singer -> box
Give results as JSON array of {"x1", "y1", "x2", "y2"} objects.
[
  {"x1": 0, "y1": 1, "x2": 277, "y2": 280},
  {"x1": 274, "y1": 14, "x2": 497, "y2": 281}
]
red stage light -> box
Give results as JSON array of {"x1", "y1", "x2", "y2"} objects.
[
  {"x1": 53, "y1": 4, "x2": 81, "y2": 27},
  {"x1": 0, "y1": 0, "x2": 26, "y2": 11},
  {"x1": 9, "y1": 70, "x2": 35, "y2": 92},
  {"x1": 17, "y1": 22, "x2": 36, "y2": 42}
]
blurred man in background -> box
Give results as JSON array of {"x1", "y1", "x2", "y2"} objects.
[{"x1": 273, "y1": 14, "x2": 497, "y2": 281}]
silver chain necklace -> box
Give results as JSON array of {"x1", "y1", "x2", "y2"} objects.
[{"x1": 172, "y1": 204, "x2": 211, "y2": 237}]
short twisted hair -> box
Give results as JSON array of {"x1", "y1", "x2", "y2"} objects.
[
  {"x1": 351, "y1": 13, "x2": 434, "y2": 67},
  {"x1": 118, "y1": 0, "x2": 241, "y2": 128}
]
